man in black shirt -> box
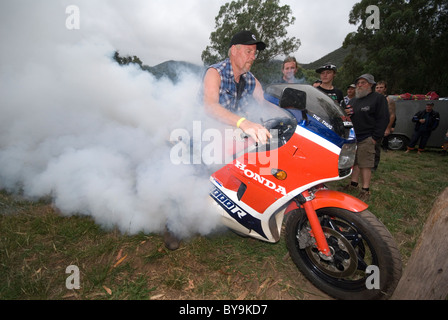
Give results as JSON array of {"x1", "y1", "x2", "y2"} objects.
[
  {"x1": 344, "y1": 74, "x2": 389, "y2": 201},
  {"x1": 315, "y1": 63, "x2": 345, "y2": 107}
]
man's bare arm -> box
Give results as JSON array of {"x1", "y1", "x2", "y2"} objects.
[{"x1": 203, "y1": 69, "x2": 271, "y2": 144}]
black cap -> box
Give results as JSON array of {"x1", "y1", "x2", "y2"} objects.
[
  {"x1": 426, "y1": 101, "x2": 435, "y2": 106},
  {"x1": 316, "y1": 63, "x2": 337, "y2": 73},
  {"x1": 229, "y1": 31, "x2": 266, "y2": 51}
]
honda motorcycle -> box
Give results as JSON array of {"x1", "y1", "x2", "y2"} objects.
[{"x1": 209, "y1": 84, "x2": 402, "y2": 300}]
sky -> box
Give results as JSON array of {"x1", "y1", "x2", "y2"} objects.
[
  {"x1": 0, "y1": 0, "x2": 360, "y2": 237},
  {"x1": 0, "y1": 0, "x2": 360, "y2": 67}
]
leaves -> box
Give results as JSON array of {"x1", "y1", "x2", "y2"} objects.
[{"x1": 102, "y1": 285, "x2": 112, "y2": 295}]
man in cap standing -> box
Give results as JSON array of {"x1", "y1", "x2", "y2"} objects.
[
  {"x1": 315, "y1": 62, "x2": 345, "y2": 107},
  {"x1": 344, "y1": 74, "x2": 390, "y2": 201},
  {"x1": 202, "y1": 30, "x2": 272, "y2": 145},
  {"x1": 344, "y1": 84, "x2": 356, "y2": 106},
  {"x1": 406, "y1": 102, "x2": 440, "y2": 154}
]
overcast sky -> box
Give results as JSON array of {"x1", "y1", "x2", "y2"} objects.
[{"x1": 0, "y1": 0, "x2": 360, "y2": 67}]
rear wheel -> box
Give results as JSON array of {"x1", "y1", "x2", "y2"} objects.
[
  {"x1": 387, "y1": 135, "x2": 409, "y2": 150},
  {"x1": 285, "y1": 207, "x2": 402, "y2": 300}
]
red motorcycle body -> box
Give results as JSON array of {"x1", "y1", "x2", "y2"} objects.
[{"x1": 210, "y1": 84, "x2": 362, "y2": 244}]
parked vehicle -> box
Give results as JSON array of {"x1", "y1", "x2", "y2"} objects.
[
  {"x1": 386, "y1": 98, "x2": 448, "y2": 150},
  {"x1": 209, "y1": 84, "x2": 402, "y2": 299}
]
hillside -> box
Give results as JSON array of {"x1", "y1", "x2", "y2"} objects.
[
  {"x1": 142, "y1": 60, "x2": 205, "y2": 81},
  {"x1": 128, "y1": 46, "x2": 351, "y2": 83},
  {"x1": 301, "y1": 46, "x2": 352, "y2": 70}
]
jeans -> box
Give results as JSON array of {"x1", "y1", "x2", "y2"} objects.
[{"x1": 408, "y1": 130, "x2": 432, "y2": 150}]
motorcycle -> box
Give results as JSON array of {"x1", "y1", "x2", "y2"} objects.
[{"x1": 208, "y1": 84, "x2": 402, "y2": 300}]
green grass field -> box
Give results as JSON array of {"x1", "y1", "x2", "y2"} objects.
[{"x1": 1, "y1": 149, "x2": 447, "y2": 300}]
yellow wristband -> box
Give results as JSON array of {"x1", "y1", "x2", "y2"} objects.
[{"x1": 236, "y1": 117, "x2": 246, "y2": 128}]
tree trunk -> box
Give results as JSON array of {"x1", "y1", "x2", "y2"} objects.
[{"x1": 392, "y1": 187, "x2": 448, "y2": 300}]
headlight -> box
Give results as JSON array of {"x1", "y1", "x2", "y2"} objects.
[{"x1": 339, "y1": 142, "x2": 357, "y2": 173}]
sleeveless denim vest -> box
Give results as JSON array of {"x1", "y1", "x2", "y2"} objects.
[{"x1": 208, "y1": 58, "x2": 256, "y2": 112}]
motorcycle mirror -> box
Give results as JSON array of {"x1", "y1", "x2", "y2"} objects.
[{"x1": 279, "y1": 88, "x2": 307, "y2": 111}]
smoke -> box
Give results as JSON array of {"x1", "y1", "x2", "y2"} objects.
[{"x1": 0, "y1": 4, "x2": 223, "y2": 239}]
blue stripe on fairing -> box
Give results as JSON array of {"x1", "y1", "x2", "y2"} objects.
[
  {"x1": 287, "y1": 109, "x2": 347, "y2": 148},
  {"x1": 264, "y1": 94, "x2": 279, "y2": 106}
]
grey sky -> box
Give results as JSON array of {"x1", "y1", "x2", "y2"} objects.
[{"x1": 0, "y1": 0, "x2": 359, "y2": 67}]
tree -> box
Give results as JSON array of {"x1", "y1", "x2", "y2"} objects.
[
  {"x1": 201, "y1": 0, "x2": 301, "y2": 79},
  {"x1": 113, "y1": 51, "x2": 143, "y2": 68},
  {"x1": 392, "y1": 187, "x2": 448, "y2": 300},
  {"x1": 342, "y1": 0, "x2": 448, "y2": 96}
]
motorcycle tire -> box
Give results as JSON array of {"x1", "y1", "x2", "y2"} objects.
[{"x1": 285, "y1": 207, "x2": 402, "y2": 300}]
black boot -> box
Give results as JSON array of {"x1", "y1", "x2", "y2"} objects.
[{"x1": 164, "y1": 228, "x2": 180, "y2": 251}]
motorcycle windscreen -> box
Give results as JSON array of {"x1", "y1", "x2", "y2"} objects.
[{"x1": 264, "y1": 84, "x2": 353, "y2": 145}]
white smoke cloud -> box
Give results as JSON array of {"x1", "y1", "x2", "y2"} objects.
[{"x1": 0, "y1": 3, "x2": 222, "y2": 238}]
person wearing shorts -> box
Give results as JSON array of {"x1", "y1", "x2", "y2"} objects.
[
  {"x1": 355, "y1": 138, "x2": 376, "y2": 169},
  {"x1": 344, "y1": 74, "x2": 390, "y2": 201}
]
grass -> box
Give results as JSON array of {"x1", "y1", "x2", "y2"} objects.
[
  {"x1": 330, "y1": 148, "x2": 448, "y2": 255},
  {"x1": 1, "y1": 148, "x2": 447, "y2": 300}
]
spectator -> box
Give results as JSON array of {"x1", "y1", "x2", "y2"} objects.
[
  {"x1": 442, "y1": 129, "x2": 448, "y2": 156},
  {"x1": 374, "y1": 80, "x2": 396, "y2": 169},
  {"x1": 344, "y1": 74, "x2": 390, "y2": 201},
  {"x1": 406, "y1": 102, "x2": 440, "y2": 154},
  {"x1": 344, "y1": 84, "x2": 356, "y2": 106},
  {"x1": 278, "y1": 56, "x2": 306, "y2": 84},
  {"x1": 315, "y1": 63, "x2": 344, "y2": 107}
]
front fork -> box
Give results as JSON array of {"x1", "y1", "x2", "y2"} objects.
[{"x1": 298, "y1": 190, "x2": 332, "y2": 258}]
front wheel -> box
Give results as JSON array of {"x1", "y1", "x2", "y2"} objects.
[{"x1": 285, "y1": 207, "x2": 402, "y2": 300}]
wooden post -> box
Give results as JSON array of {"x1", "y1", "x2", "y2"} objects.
[{"x1": 392, "y1": 187, "x2": 448, "y2": 300}]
